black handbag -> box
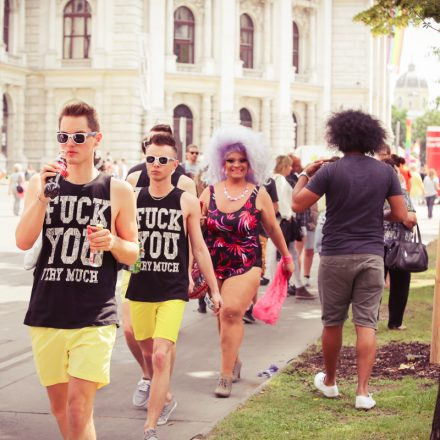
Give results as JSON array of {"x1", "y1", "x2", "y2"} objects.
[{"x1": 385, "y1": 224, "x2": 428, "y2": 273}]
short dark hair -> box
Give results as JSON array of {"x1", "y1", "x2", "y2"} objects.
[
  {"x1": 59, "y1": 101, "x2": 100, "y2": 132},
  {"x1": 141, "y1": 124, "x2": 174, "y2": 153},
  {"x1": 147, "y1": 133, "x2": 177, "y2": 153},
  {"x1": 150, "y1": 124, "x2": 173, "y2": 135},
  {"x1": 325, "y1": 110, "x2": 387, "y2": 156}
]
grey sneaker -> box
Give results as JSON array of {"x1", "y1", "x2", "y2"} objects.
[
  {"x1": 143, "y1": 428, "x2": 159, "y2": 440},
  {"x1": 133, "y1": 378, "x2": 151, "y2": 408},
  {"x1": 157, "y1": 398, "x2": 177, "y2": 426}
]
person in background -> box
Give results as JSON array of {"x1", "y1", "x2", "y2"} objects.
[
  {"x1": 25, "y1": 164, "x2": 36, "y2": 181},
  {"x1": 295, "y1": 203, "x2": 319, "y2": 288},
  {"x1": 423, "y1": 168, "x2": 439, "y2": 219},
  {"x1": 200, "y1": 126, "x2": 294, "y2": 398},
  {"x1": 381, "y1": 156, "x2": 417, "y2": 331},
  {"x1": 409, "y1": 164, "x2": 425, "y2": 206},
  {"x1": 293, "y1": 109, "x2": 407, "y2": 410},
  {"x1": 9, "y1": 163, "x2": 25, "y2": 216},
  {"x1": 183, "y1": 144, "x2": 201, "y2": 179}
]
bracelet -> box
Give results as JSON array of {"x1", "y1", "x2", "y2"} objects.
[
  {"x1": 281, "y1": 255, "x2": 293, "y2": 262},
  {"x1": 298, "y1": 171, "x2": 310, "y2": 180}
]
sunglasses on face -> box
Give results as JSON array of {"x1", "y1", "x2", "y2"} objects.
[
  {"x1": 57, "y1": 132, "x2": 97, "y2": 144},
  {"x1": 189, "y1": 151, "x2": 199, "y2": 155},
  {"x1": 225, "y1": 158, "x2": 248, "y2": 164},
  {"x1": 146, "y1": 155, "x2": 176, "y2": 165}
]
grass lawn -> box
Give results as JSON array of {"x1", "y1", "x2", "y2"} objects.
[{"x1": 208, "y1": 241, "x2": 438, "y2": 440}]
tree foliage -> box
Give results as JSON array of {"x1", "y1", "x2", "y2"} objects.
[
  {"x1": 354, "y1": 1, "x2": 440, "y2": 36},
  {"x1": 413, "y1": 109, "x2": 440, "y2": 143}
]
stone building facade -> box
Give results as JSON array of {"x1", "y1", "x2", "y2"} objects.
[{"x1": 1, "y1": 0, "x2": 390, "y2": 169}]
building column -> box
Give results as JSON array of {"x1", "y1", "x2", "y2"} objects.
[
  {"x1": 12, "y1": 86, "x2": 26, "y2": 164},
  {"x1": 146, "y1": 0, "x2": 168, "y2": 126},
  {"x1": 218, "y1": 0, "x2": 237, "y2": 126},
  {"x1": 263, "y1": 0, "x2": 273, "y2": 79},
  {"x1": 44, "y1": 0, "x2": 58, "y2": 66},
  {"x1": 201, "y1": 93, "x2": 212, "y2": 150},
  {"x1": 306, "y1": 102, "x2": 316, "y2": 145},
  {"x1": 272, "y1": 0, "x2": 293, "y2": 154},
  {"x1": 166, "y1": 0, "x2": 176, "y2": 71},
  {"x1": 165, "y1": 91, "x2": 173, "y2": 120},
  {"x1": 320, "y1": 0, "x2": 332, "y2": 117},
  {"x1": 43, "y1": 89, "x2": 56, "y2": 163},
  {"x1": 202, "y1": 0, "x2": 214, "y2": 74},
  {"x1": 262, "y1": 98, "x2": 271, "y2": 144},
  {"x1": 308, "y1": 10, "x2": 317, "y2": 82}
]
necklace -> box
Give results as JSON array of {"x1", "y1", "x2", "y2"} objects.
[
  {"x1": 224, "y1": 184, "x2": 249, "y2": 201},
  {"x1": 149, "y1": 188, "x2": 172, "y2": 200}
]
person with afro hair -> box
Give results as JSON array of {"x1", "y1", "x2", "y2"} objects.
[{"x1": 292, "y1": 109, "x2": 408, "y2": 410}]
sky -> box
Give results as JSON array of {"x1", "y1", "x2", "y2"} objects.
[{"x1": 398, "y1": 23, "x2": 440, "y2": 103}]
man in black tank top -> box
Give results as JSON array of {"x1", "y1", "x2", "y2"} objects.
[
  {"x1": 16, "y1": 102, "x2": 139, "y2": 440},
  {"x1": 125, "y1": 133, "x2": 221, "y2": 440},
  {"x1": 120, "y1": 125, "x2": 197, "y2": 410}
]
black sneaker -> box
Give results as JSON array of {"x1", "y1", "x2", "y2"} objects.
[
  {"x1": 243, "y1": 306, "x2": 256, "y2": 323},
  {"x1": 287, "y1": 285, "x2": 296, "y2": 296},
  {"x1": 260, "y1": 277, "x2": 270, "y2": 286}
]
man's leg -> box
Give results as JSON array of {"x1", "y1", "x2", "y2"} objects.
[
  {"x1": 321, "y1": 325, "x2": 343, "y2": 386},
  {"x1": 47, "y1": 383, "x2": 69, "y2": 439},
  {"x1": 144, "y1": 338, "x2": 174, "y2": 430},
  {"x1": 355, "y1": 326, "x2": 376, "y2": 396},
  {"x1": 66, "y1": 377, "x2": 98, "y2": 440},
  {"x1": 122, "y1": 301, "x2": 150, "y2": 377}
]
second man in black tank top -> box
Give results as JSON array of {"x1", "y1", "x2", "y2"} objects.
[{"x1": 126, "y1": 133, "x2": 221, "y2": 440}]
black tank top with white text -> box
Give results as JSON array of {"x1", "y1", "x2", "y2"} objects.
[
  {"x1": 24, "y1": 174, "x2": 118, "y2": 328},
  {"x1": 126, "y1": 187, "x2": 189, "y2": 302}
]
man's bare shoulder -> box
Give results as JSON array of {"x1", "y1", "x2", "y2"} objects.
[
  {"x1": 126, "y1": 170, "x2": 142, "y2": 188},
  {"x1": 177, "y1": 174, "x2": 197, "y2": 195},
  {"x1": 111, "y1": 178, "x2": 135, "y2": 196}
]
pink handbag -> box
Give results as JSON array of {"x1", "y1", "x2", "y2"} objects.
[{"x1": 253, "y1": 260, "x2": 288, "y2": 325}]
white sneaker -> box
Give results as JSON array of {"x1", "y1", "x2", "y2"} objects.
[
  {"x1": 313, "y1": 372, "x2": 339, "y2": 398},
  {"x1": 355, "y1": 393, "x2": 376, "y2": 410},
  {"x1": 132, "y1": 378, "x2": 151, "y2": 408},
  {"x1": 157, "y1": 398, "x2": 177, "y2": 425}
]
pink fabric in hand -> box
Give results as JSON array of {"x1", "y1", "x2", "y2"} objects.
[{"x1": 253, "y1": 260, "x2": 288, "y2": 325}]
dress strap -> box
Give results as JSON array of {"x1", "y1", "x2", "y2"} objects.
[{"x1": 208, "y1": 185, "x2": 217, "y2": 211}]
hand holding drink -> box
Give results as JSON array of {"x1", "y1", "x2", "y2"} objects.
[{"x1": 87, "y1": 224, "x2": 104, "y2": 266}]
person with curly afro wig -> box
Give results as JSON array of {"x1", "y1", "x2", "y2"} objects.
[{"x1": 292, "y1": 109, "x2": 408, "y2": 410}]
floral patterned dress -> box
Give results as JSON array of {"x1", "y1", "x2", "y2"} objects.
[{"x1": 205, "y1": 185, "x2": 262, "y2": 280}]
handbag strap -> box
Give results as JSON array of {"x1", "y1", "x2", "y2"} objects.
[{"x1": 413, "y1": 223, "x2": 422, "y2": 244}]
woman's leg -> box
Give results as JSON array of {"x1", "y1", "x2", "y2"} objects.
[
  {"x1": 218, "y1": 268, "x2": 261, "y2": 377},
  {"x1": 388, "y1": 268, "x2": 411, "y2": 329}
]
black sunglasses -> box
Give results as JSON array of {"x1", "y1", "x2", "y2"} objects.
[
  {"x1": 146, "y1": 155, "x2": 176, "y2": 165},
  {"x1": 57, "y1": 132, "x2": 97, "y2": 144}
]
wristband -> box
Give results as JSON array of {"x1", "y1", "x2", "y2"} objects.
[
  {"x1": 281, "y1": 255, "x2": 292, "y2": 263},
  {"x1": 298, "y1": 171, "x2": 310, "y2": 180}
]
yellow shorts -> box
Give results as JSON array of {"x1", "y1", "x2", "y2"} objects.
[
  {"x1": 119, "y1": 270, "x2": 131, "y2": 304},
  {"x1": 129, "y1": 300, "x2": 186, "y2": 343},
  {"x1": 29, "y1": 325, "x2": 117, "y2": 389}
]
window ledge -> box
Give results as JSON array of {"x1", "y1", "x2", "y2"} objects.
[
  {"x1": 61, "y1": 58, "x2": 92, "y2": 68},
  {"x1": 176, "y1": 63, "x2": 201, "y2": 73},
  {"x1": 243, "y1": 68, "x2": 263, "y2": 79}
]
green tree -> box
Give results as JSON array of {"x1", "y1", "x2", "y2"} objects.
[
  {"x1": 391, "y1": 105, "x2": 407, "y2": 146},
  {"x1": 354, "y1": 1, "x2": 440, "y2": 36},
  {"x1": 413, "y1": 109, "x2": 440, "y2": 163}
]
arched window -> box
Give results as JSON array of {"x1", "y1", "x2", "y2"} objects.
[
  {"x1": 240, "y1": 108, "x2": 252, "y2": 128},
  {"x1": 3, "y1": 0, "x2": 10, "y2": 52},
  {"x1": 174, "y1": 7, "x2": 195, "y2": 64},
  {"x1": 292, "y1": 22, "x2": 299, "y2": 72},
  {"x1": 292, "y1": 113, "x2": 298, "y2": 148},
  {"x1": 63, "y1": 0, "x2": 92, "y2": 59},
  {"x1": 2, "y1": 95, "x2": 8, "y2": 158},
  {"x1": 173, "y1": 104, "x2": 193, "y2": 159},
  {"x1": 240, "y1": 14, "x2": 253, "y2": 69}
]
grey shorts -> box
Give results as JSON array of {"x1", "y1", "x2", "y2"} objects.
[{"x1": 318, "y1": 254, "x2": 384, "y2": 329}]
